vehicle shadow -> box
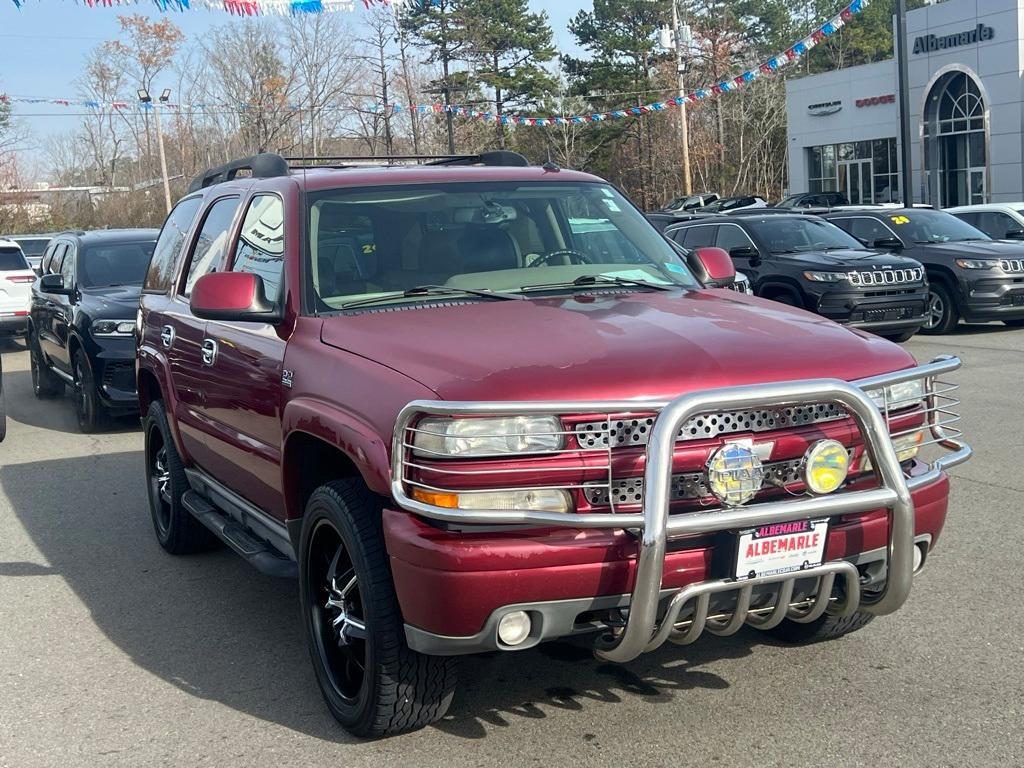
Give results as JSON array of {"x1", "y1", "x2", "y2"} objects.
[
  {"x1": 1, "y1": 451, "x2": 758, "y2": 743},
  {"x1": 1, "y1": 370, "x2": 140, "y2": 435}
]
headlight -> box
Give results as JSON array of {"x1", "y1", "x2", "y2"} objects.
[
  {"x1": 802, "y1": 439, "x2": 849, "y2": 495},
  {"x1": 955, "y1": 258, "x2": 999, "y2": 270},
  {"x1": 865, "y1": 378, "x2": 925, "y2": 411},
  {"x1": 91, "y1": 319, "x2": 136, "y2": 337},
  {"x1": 412, "y1": 416, "x2": 565, "y2": 458},
  {"x1": 803, "y1": 271, "x2": 847, "y2": 283},
  {"x1": 860, "y1": 429, "x2": 925, "y2": 471},
  {"x1": 411, "y1": 487, "x2": 572, "y2": 513}
]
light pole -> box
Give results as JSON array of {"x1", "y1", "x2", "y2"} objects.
[
  {"x1": 138, "y1": 88, "x2": 173, "y2": 214},
  {"x1": 895, "y1": 0, "x2": 914, "y2": 206},
  {"x1": 662, "y1": 1, "x2": 692, "y2": 196}
]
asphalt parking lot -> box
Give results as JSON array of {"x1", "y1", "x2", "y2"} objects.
[{"x1": 1, "y1": 327, "x2": 1022, "y2": 768}]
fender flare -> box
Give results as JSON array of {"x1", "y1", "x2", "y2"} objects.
[
  {"x1": 281, "y1": 396, "x2": 392, "y2": 502},
  {"x1": 756, "y1": 278, "x2": 808, "y2": 308},
  {"x1": 137, "y1": 341, "x2": 188, "y2": 461}
]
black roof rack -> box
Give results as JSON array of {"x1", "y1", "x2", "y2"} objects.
[
  {"x1": 187, "y1": 153, "x2": 290, "y2": 193},
  {"x1": 285, "y1": 150, "x2": 529, "y2": 170}
]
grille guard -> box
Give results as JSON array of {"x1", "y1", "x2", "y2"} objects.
[{"x1": 391, "y1": 356, "x2": 970, "y2": 662}]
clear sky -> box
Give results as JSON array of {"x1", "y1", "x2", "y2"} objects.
[{"x1": 0, "y1": 0, "x2": 591, "y2": 164}]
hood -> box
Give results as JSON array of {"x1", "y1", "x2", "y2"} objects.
[
  {"x1": 79, "y1": 285, "x2": 142, "y2": 319},
  {"x1": 914, "y1": 239, "x2": 1024, "y2": 258},
  {"x1": 320, "y1": 289, "x2": 915, "y2": 401},
  {"x1": 776, "y1": 248, "x2": 917, "y2": 268}
]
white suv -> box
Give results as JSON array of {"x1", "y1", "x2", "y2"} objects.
[
  {"x1": 0, "y1": 238, "x2": 35, "y2": 337},
  {"x1": 946, "y1": 203, "x2": 1024, "y2": 242}
]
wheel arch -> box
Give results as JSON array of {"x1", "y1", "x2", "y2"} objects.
[
  {"x1": 923, "y1": 265, "x2": 963, "y2": 306},
  {"x1": 757, "y1": 278, "x2": 809, "y2": 308}
]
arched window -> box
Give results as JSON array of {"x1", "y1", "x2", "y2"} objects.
[{"x1": 923, "y1": 71, "x2": 987, "y2": 207}]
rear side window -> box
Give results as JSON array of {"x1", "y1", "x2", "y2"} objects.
[
  {"x1": 181, "y1": 197, "x2": 240, "y2": 297},
  {"x1": 681, "y1": 225, "x2": 717, "y2": 248},
  {"x1": 0, "y1": 246, "x2": 29, "y2": 271},
  {"x1": 715, "y1": 225, "x2": 755, "y2": 252},
  {"x1": 145, "y1": 197, "x2": 202, "y2": 293},
  {"x1": 232, "y1": 195, "x2": 285, "y2": 303}
]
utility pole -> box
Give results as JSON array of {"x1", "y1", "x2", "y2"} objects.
[
  {"x1": 673, "y1": 0, "x2": 692, "y2": 196},
  {"x1": 895, "y1": 0, "x2": 914, "y2": 205},
  {"x1": 138, "y1": 88, "x2": 173, "y2": 215}
]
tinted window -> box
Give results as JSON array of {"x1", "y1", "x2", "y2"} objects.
[
  {"x1": 715, "y1": 225, "x2": 755, "y2": 252},
  {"x1": 845, "y1": 217, "x2": 896, "y2": 245},
  {"x1": 681, "y1": 225, "x2": 717, "y2": 248},
  {"x1": 0, "y1": 247, "x2": 29, "y2": 270},
  {"x1": 13, "y1": 238, "x2": 49, "y2": 257},
  {"x1": 59, "y1": 245, "x2": 75, "y2": 283},
  {"x1": 181, "y1": 197, "x2": 240, "y2": 296},
  {"x1": 232, "y1": 195, "x2": 285, "y2": 303},
  {"x1": 952, "y1": 212, "x2": 978, "y2": 227},
  {"x1": 79, "y1": 241, "x2": 157, "y2": 288},
  {"x1": 45, "y1": 243, "x2": 67, "y2": 275},
  {"x1": 146, "y1": 198, "x2": 202, "y2": 293},
  {"x1": 975, "y1": 211, "x2": 1017, "y2": 239}
]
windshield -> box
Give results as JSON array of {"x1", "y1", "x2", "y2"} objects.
[
  {"x1": 745, "y1": 216, "x2": 866, "y2": 253},
  {"x1": 888, "y1": 210, "x2": 990, "y2": 243},
  {"x1": 0, "y1": 247, "x2": 29, "y2": 270},
  {"x1": 79, "y1": 241, "x2": 156, "y2": 288},
  {"x1": 307, "y1": 181, "x2": 700, "y2": 310}
]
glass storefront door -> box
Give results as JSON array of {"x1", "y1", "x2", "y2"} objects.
[{"x1": 838, "y1": 159, "x2": 873, "y2": 205}]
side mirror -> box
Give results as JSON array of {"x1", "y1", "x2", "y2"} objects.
[
  {"x1": 190, "y1": 272, "x2": 282, "y2": 323},
  {"x1": 691, "y1": 246, "x2": 736, "y2": 289},
  {"x1": 728, "y1": 245, "x2": 760, "y2": 261},
  {"x1": 873, "y1": 237, "x2": 904, "y2": 251},
  {"x1": 1004, "y1": 228, "x2": 1024, "y2": 241},
  {"x1": 39, "y1": 273, "x2": 74, "y2": 296}
]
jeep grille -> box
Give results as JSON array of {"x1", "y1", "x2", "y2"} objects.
[
  {"x1": 848, "y1": 268, "x2": 923, "y2": 287},
  {"x1": 1000, "y1": 259, "x2": 1024, "y2": 273}
]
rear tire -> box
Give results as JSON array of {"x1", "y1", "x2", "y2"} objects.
[
  {"x1": 921, "y1": 283, "x2": 959, "y2": 334},
  {"x1": 767, "y1": 611, "x2": 875, "y2": 644},
  {"x1": 29, "y1": 332, "x2": 63, "y2": 399},
  {"x1": 143, "y1": 400, "x2": 220, "y2": 555},
  {"x1": 299, "y1": 480, "x2": 457, "y2": 738}
]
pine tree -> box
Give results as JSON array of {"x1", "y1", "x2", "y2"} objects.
[{"x1": 460, "y1": 0, "x2": 557, "y2": 148}]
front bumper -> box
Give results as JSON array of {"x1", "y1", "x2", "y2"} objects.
[
  {"x1": 814, "y1": 287, "x2": 928, "y2": 332},
  {"x1": 388, "y1": 357, "x2": 970, "y2": 660},
  {"x1": 960, "y1": 274, "x2": 1024, "y2": 321},
  {"x1": 89, "y1": 338, "x2": 138, "y2": 409},
  {"x1": 0, "y1": 312, "x2": 28, "y2": 335}
]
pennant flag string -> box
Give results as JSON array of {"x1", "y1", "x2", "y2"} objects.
[{"x1": 2, "y1": 0, "x2": 868, "y2": 124}]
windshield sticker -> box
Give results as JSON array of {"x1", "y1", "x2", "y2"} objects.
[
  {"x1": 602, "y1": 269, "x2": 670, "y2": 284},
  {"x1": 665, "y1": 262, "x2": 686, "y2": 274},
  {"x1": 603, "y1": 199, "x2": 622, "y2": 212},
  {"x1": 890, "y1": 215, "x2": 911, "y2": 225}
]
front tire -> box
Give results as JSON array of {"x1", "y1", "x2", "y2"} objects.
[
  {"x1": 73, "y1": 350, "x2": 104, "y2": 433},
  {"x1": 767, "y1": 611, "x2": 875, "y2": 643},
  {"x1": 921, "y1": 283, "x2": 959, "y2": 334},
  {"x1": 299, "y1": 481, "x2": 457, "y2": 738},
  {"x1": 880, "y1": 329, "x2": 917, "y2": 343},
  {"x1": 143, "y1": 400, "x2": 219, "y2": 555}
]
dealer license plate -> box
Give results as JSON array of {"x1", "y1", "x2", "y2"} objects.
[{"x1": 734, "y1": 519, "x2": 829, "y2": 581}]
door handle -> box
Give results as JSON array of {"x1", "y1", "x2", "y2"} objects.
[
  {"x1": 201, "y1": 338, "x2": 218, "y2": 366},
  {"x1": 160, "y1": 325, "x2": 175, "y2": 349}
]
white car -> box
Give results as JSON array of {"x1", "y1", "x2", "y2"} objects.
[
  {"x1": 0, "y1": 238, "x2": 35, "y2": 338},
  {"x1": 946, "y1": 203, "x2": 1024, "y2": 242}
]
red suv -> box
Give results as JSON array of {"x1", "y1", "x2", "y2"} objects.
[{"x1": 137, "y1": 152, "x2": 970, "y2": 738}]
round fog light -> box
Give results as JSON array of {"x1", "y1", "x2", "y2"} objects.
[
  {"x1": 497, "y1": 610, "x2": 532, "y2": 646},
  {"x1": 707, "y1": 443, "x2": 765, "y2": 507},
  {"x1": 803, "y1": 439, "x2": 850, "y2": 495},
  {"x1": 913, "y1": 543, "x2": 925, "y2": 573}
]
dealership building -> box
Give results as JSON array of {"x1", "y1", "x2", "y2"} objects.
[{"x1": 786, "y1": 0, "x2": 1024, "y2": 207}]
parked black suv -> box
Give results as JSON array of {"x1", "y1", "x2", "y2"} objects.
[
  {"x1": 665, "y1": 212, "x2": 929, "y2": 341},
  {"x1": 776, "y1": 192, "x2": 849, "y2": 209},
  {"x1": 29, "y1": 229, "x2": 158, "y2": 431},
  {"x1": 823, "y1": 208, "x2": 1024, "y2": 333}
]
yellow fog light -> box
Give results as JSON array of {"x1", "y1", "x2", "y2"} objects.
[
  {"x1": 803, "y1": 439, "x2": 850, "y2": 495},
  {"x1": 707, "y1": 442, "x2": 765, "y2": 507}
]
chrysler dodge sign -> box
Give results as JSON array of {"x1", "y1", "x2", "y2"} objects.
[
  {"x1": 913, "y1": 23, "x2": 994, "y2": 55},
  {"x1": 807, "y1": 100, "x2": 842, "y2": 117}
]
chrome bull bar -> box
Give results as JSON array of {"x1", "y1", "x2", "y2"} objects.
[{"x1": 391, "y1": 356, "x2": 971, "y2": 663}]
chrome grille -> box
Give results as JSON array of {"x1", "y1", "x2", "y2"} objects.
[
  {"x1": 575, "y1": 404, "x2": 846, "y2": 449},
  {"x1": 584, "y1": 457, "x2": 807, "y2": 506},
  {"x1": 848, "y1": 268, "x2": 923, "y2": 287},
  {"x1": 1000, "y1": 259, "x2": 1024, "y2": 273}
]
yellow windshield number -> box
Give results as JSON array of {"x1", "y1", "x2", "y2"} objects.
[{"x1": 890, "y1": 215, "x2": 910, "y2": 225}]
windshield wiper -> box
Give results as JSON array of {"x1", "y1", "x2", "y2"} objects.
[
  {"x1": 521, "y1": 274, "x2": 673, "y2": 293},
  {"x1": 340, "y1": 284, "x2": 524, "y2": 310}
]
